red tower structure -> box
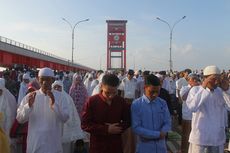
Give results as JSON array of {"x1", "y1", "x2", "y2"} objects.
[{"x1": 106, "y1": 20, "x2": 127, "y2": 71}]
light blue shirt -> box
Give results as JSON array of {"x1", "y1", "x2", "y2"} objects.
[{"x1": 131, "y1": 95, "x2": 171, "y2": 153}]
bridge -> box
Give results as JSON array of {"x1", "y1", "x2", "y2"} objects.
[{"x1": 0, "y1": 36, "x2": 93, "y2": 72}]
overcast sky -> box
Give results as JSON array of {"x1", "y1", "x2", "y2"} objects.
[{"x1": 0, "y1": 0, "x2": 230, "y2": 71}]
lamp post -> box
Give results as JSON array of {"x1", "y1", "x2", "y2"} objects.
[
  {"x1": 100, "y1": 53, "x2": 106, "y2": 70},
  {"x1": 62, "y1": 18, "x2": 89, "y2": 68},
  {"x1": 156, "y1": 16, "x2": 186, "y2": 72}
]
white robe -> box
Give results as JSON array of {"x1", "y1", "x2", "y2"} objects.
[
  {"x1": 61, "y1": 91, "x2": 84, "y2": 143},
  {"x1": 0, "y1": 88, "x2": 17, "y2": 137},
  {"x1": 186, "y1": 86, "x2": 230, "y2": 147},
  {"x1": 17, "y1": 89, "x2": 69, "y2": 153},
  {"x1": 17, "y1": 82, "x2": 28, "y2": 106},
  {"x1": 84, "y1": 79, "x2": 93, "y2": 96}
]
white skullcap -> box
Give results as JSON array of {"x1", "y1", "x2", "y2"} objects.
[
  {"x1": 23, "y1": 73, "x2": 30, "y2": 79},
  {"x1": 38, "y1": 67, "x2": 54, "y2": 77},
  {"x1": 203, "y1": 65, "x2": 220, "y2": 76},
  {"x1": 0, "y1": 78, "x2": 5, "y2": 89},
  {"x1": 155, "y1": 73, "x2": 163, "y2": 79},
  {"x1": 52, "y1": 80, "x2": 63, "y2": 89}
]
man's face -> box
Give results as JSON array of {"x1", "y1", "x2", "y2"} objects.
[
  {"x1": 127, "y1": 74, "x2": 134, "y2": 80},
  {"x1": 188, "y1": 77, "x2": 200, "y2": 87},
  {"x1": 97, "y1": 72, "x2": 102, "y2": 78},
  {"x1": 0, "y1": 89, "x2": 2, "y2": 96},
  {"x1": 206, "y1": 74, "x2": 220, "y2": 90},
  {"x1": 101, "y1": 84, "x2": 117, "y2": 101},
  {"x1": 39, "y1": 76, "x2": 54, "y2": 91},
  {"x1": 144, "y1": 85, "x2": 161, "y2": 101}
]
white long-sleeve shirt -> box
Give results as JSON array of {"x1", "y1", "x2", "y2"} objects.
[
  {"x1": 180, "y1": 85, "x2": 193, "y2": 120},
  {"x1": 17, "y1": 89, "x2": 69, "y2": 153},
  {"x1": 119, "y1": 77, "x2": 137, "y2": 99},
  {"x1": 186, "y1": 86, "x2": 230, "y2": 146},
  {"x1": 176, "y1": 77, "x2": 188, "y2": 98}
]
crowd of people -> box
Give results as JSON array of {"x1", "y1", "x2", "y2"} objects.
[{"x1": 0, "y1": 65, "x2": 230, "y2": 153}]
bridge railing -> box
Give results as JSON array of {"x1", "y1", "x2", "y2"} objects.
[{"x1": 0, "y1": 36, "x2": 69, "y2": 62}]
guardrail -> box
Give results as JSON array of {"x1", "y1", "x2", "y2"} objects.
[
  {"x1": 0, "y1": 36, "x2": 69, "y2": 62},
  {"x1": 0, "y1": 35, "x2": 94, "y2": 71}
]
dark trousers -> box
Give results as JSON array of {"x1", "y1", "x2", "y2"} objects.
[{"x1": 181, "y1": 119, "x2": 191, "y2": 153}]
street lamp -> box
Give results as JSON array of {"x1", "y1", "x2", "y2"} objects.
[
  {"x1": 156, "y1": 16, "x2": 186, "y2": 72},
  {"x1": 100, "y1": 53, "x2": 106, "y2": 70},
  {"x1": 62, "y1": 18, "x2": 89, "y2": 68}
]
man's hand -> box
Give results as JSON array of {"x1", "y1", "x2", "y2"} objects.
[
  {"x1": 106, "y1": 123, "x2": 122, "y2": 134},
  {"x1": 47, "y1": 90, "x2": 55, "y2": 109},
  {"x1": 202, "y1": 75, "x2": 218, "y2": 89},
  {"x1": 159, "y1": 131, "x2": 167, "y2": 139},
  {"x1": 28, "y1": 92, "x2": 36, "y2": 107}
]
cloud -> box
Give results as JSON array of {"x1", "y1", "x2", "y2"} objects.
[{"x1": 173, "y1": 43, "x2": 193, "y2": 54}]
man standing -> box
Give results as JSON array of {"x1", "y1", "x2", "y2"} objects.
[
  {"x1": 186, "y1": 65, "x2": 230, "y2": 153},
  {"x1": 119, "y1": 69, "x2": 138, "y2": 103},
  {"x1": 3, "y1": 71, "x2": 18, "y2": 98},
  {"x1": 17, "y1": 67, "x2": 69, "y2": 153},
  {"x1": 180, "y1": 73, "x2": 200, "y2": 153},
  {"x1": 131, "y1": 74, "x2": 171, "y2": 153},
  {"x1": 81, "y1": 74, "x2": 130, "y2": 153},
  {"x1": 176, "y1": 69, "x2": 191, "y2": 125},
  {"x1": 119, "y1": 69, "x2": 138, "y2": 153}
]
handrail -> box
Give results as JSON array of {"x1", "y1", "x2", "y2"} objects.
[
  {"x1": 0, "y1": 35, "x2": 69, "y2": 62},
  {"x1": 0, "y1": 35, "x2": 94, "y2": 71}
]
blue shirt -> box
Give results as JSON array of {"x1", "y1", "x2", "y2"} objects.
[{"x1": 131, "y1": 95, "x2": 171, "y2": 153}]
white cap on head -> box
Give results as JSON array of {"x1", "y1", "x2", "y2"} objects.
[
  {"x1": 38, "y1": 67, "x2": 54, "y2": 77},
  {"x1": 155, "y1": 73, "x2": 163, "y2": 79},
  {"x1": 203, "y1": 65, "x2": 221, "y2": 76},
  {"x1": 23, "y1": 73, "x2": 30, "y2": 79},
  {"x1": 0, "y1": 78, "x2": 5, "y2": 89}
]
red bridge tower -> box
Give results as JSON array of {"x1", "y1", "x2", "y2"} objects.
[{"x1": 106, "y1": 20, "x2": 127, "y2": 71}]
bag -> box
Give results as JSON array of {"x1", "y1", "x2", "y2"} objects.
[{"x1": 10, "y1": 119, "x2": 28, "y2": 138}]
